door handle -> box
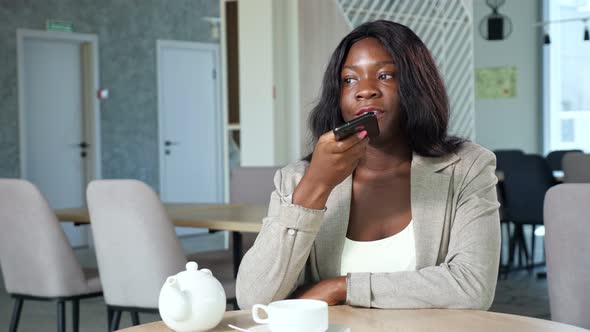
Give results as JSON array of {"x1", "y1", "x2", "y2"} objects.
[
  {"x1": 164, "y1": 140, "x2": 180, "y2": 147},
  {"x1": 69, "y1": 142, "x2": 90, "y2": 149}
]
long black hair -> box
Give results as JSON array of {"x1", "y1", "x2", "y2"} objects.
[{"x1": 306, "y1": 20, "x2": 465, "y2": 159}]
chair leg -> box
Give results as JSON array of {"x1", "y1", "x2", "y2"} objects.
[
  {"x1": 509, "y1": 224, "x2": 518, "y2": 267},
  {"x1": 110, "y1": 310, "x2": 122, "y2": 332},
  {"x1": 503, "y1": 222, "x2": 511, "y2": 265},
  {"x1": 9, "y1": 297, "x2": 24, "y2": 332},
  {"x1": 107, "y1": 306, "x2": 113, "y2": 332},
  {"x1": 227, "y1": 297, "x2": 238, "y2": 310},
  {"x1": 498, "y1": 222, "x2": 511, "y2": 278},
  {"x1": 530, "y1": 225, "x2": 536, "y2": 268},
  {"x1": 72, "y1": 299, "x2": 79, "y2": 332},
  {"x1": 499, "y1": 223, "x2": 505, "y2": 265},
  {"x1": 57, "y1": 300, "x2": 66, "y2": 332},
  {"x1": 508, "y1": 222, "x2": 518, "y2": 268},
  {"x1": 233, "y1": 231, "x2": 243, "y2": 278},
  {"x1": 515, "y1": 225, "x2": 529, "y2": 267},
  {"x1": 131, "y1": 311, "x2": 140, "y2": 326}
]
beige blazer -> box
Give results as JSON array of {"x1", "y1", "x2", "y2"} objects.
[{"x1": 236, "y1": 142, "x2": 501, "y2": 310}]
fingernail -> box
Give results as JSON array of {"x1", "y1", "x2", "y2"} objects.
[{"x1": 358, "y1": 131, "x2": 367, "y2": 139}]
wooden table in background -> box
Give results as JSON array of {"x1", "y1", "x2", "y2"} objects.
[
  {"x1": 55, "y1": 203, "x2": 267, "y2": 276},
  {"x1": 117, "y1": 305, "x2": 588, "y2": 332}
]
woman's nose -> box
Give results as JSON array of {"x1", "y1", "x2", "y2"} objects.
[{"x1": 355, "y1": 79, "x2": 381, "y2": 99}]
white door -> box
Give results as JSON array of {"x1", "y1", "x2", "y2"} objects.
[
  {"x1": 158, "y1": 41, "x2": 224, "y2": 205},
  {"x1": 22, "y1": 38, "x2": 85, "y2": 208},
  {"x1": 18, "y1": 30, "x2": 100, "y2": 247}
]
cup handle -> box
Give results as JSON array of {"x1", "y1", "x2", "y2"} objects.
[{"x1": 252, "y1": 304, "x2": 269, "y2": 324}]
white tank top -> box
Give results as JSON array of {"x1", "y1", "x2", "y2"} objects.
[{"x1": 340, "y1": 220, "x2": 416, "y2": 275}]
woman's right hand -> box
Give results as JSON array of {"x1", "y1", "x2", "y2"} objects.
[{"x1": 293, "y1": 130, "x2": 369, "y2": 210}]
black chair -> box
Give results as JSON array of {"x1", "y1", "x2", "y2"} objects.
[
  {"x1": 493, "y1": 150, "x2": 525, "y2": 273},
  {"x1": 494, "y1": 149, "x2": 525, "y2": 163},
  {"x1": 545, "y1": 149, "x2": 582, "y2": 171},
  {"x1": 501, "y1": 154, "x2": 556, "y2": 272}
]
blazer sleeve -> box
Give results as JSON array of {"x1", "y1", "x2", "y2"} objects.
[
  {"x1": 346, "y1": 148, "x2": 501, "y2": 310},
  {"x1": 235, "y1": 165, "x2": 325, "y2": 309}
]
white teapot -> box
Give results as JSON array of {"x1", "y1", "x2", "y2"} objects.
[{"x1": 158, "y1": 261, "x2": 227, "y2": 332}]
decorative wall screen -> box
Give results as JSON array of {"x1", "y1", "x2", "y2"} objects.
[{"x1": 335, "y1": 0, "x2": 475, "y2": 140}]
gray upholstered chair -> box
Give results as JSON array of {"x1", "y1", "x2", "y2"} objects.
[
  {"x1": 86, "y1": 179, "x2": 187, "y2": 331},
  {"x1": 563, "y1": 153, "x2": 590, "y2": 183},
  {"x1": 0, "y1": 179, "x2": 102, "y2": 332},
  {"x1": 544, "y1": 184, "x2": 590, "y2": 329}
]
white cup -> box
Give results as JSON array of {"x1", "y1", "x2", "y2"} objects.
[{"x1": 251, "y1": 299, "x2": 328, "y2": 332}]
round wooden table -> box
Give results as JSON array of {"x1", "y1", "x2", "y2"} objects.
[{"x1": 118, "y1": 305, "x2": 588, "y2": 331}]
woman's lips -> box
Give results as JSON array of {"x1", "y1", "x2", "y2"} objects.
[{"x1": 354, "y1": 109, "x2": 384, "y2": 119}]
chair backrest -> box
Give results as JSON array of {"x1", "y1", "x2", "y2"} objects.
[
  {"x1": 545, "y1": 149, "x2": 582, "y2": 171},
  {"x1": 86, "y1": 179, "x2": 186, "y2": 308},
  {"x1": 544, "y1": 184, "x2": 590, "y2": 329},
  {"x1": 0, "y1": 179, "x2": 88, "y2": 297},
  {"x1": 230, "y1": 166, "x2": 280, "y2": 205},
  {"x1": 493, "y1": 149, "x2": 525, "y2": 172},
  {"x1": 501, "y1": 154, "x2": 556, "y2": 224},
  {"x1": 563, "y1": 153, "x2": 590, "y2": 183},
  {"x1": 493, "y1": 150, "x2": 525, "y2": 222}
]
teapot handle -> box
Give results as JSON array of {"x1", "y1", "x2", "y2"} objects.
[{"x1": 252, "y1": 304, "x2": 270, "y2": 324}]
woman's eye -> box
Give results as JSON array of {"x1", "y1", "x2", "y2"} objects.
[
  {"x1": 342, "y1": 77, "x2": 357, "y2": 84},
  {"x1": 378, "y1": 73, "x2": 394, "y2": 80}
]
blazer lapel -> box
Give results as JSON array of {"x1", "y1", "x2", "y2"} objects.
[
  {"x1": 411, "y1": 153, "x2": 459, "y2": 268},
  {"x1": 410, "y1": 154, "x2": 459, "y2": 270},
  {"x1": 411, "y1": 163, "x2": 448, "y2": 267}
]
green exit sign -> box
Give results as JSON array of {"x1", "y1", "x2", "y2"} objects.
[{"x1": 46, "y1": 20, "x2": 74, "y2": 32}]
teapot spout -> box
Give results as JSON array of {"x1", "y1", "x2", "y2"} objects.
[{"x1": 158, "y1": 276, "x2": 191, "y2": 322}]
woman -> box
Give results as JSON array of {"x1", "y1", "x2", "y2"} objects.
[{"x1": 236, "y1": 20, "x2": 500, "y2": 310}]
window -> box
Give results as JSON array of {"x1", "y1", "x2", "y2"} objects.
[{"x1": 544, "y1": 0, "x2": 590, "y2": 152}]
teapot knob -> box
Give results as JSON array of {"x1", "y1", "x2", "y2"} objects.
[{"x1": 186, "y1": 261, "x2": 198, "y2": 271}]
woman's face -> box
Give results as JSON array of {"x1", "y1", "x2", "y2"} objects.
[{"x1": 339, "y1": 37, "x2": 402, "y2": 144}]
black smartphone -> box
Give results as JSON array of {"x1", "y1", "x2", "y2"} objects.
[{"x1": 333, "y1": 112, "x2": 380, "y2": 141}]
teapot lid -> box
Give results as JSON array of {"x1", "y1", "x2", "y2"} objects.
[{"x1": 185, "y1": 261, "x2": 213, "y2": 277}]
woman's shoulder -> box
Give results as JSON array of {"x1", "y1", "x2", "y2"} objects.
[
  {"x1": 453, "y1": 141, "x2": 495, "y2": 164},
  {"x1": 451, "y1": 142, "x2": 497, "y2": 183},
  {"x1": 414, "y1": 142, "x2": 495, "y2": 171}
]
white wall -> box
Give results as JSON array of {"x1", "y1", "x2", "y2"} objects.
[
  {"x1": 273, "y1": 0, "x2": 301, "y2": 164},
  {"x1": 473, "y1": 0, "x2": 543, "y2": 154},
  {"x1": 238, "y1": 0, "x2": 275, "y2": 165}
]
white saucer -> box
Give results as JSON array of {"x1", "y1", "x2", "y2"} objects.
[{"x1": 248, "y1": 324, "x2": 350, "y2": 332}]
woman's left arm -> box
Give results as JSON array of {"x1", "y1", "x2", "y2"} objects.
[{"x1": 303, "y1": 148, "x2": 499, "y2": 309}]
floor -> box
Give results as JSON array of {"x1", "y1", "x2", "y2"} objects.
[{"x1": 0, "y1": 231, "x2": 551, "y2": 331}]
